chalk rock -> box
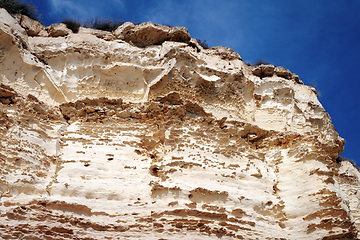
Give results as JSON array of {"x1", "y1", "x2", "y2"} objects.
[
  {"x1": 18, "y1": 14, "x2": 48, "y2": 37},
  {"x1": 0, "y1": 7, "x2": 359, "y2": 240},
  {"x1": 0, "y1": 8, "x2": 28, "y2": 42}
]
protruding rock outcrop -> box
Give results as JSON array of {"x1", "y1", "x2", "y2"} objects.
[
  {"x1": 13, "y1": 13, "x2": 48, "y2": 37},
  {"x1": 114, "y1": 21, "x2": 191, "y2": 47},
  {"x1": 0, "y1": 8, "x2": 358, "y2": 240},
  {"x1": 47, "y1": 23, "x2": 72, "y2": 37}
]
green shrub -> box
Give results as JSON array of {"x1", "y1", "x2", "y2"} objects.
[
  {"x1": 196, "y1": 38, "x2": 209, "y2": 49},
  {"x1": 62, "y1": 19, "x2": 81, "y2": 33},
  {"x1": 253, "y1": 58, "x2": 271, "y2": 66},
  {"x1": 244, "y1": 59, "x2": 272, "y2": 66},
  {"x1": 83, "y1": 17, "x2": 124, "y2": 32},
  {"x1": 0, "y1": 0, "x2": 39, "y2": 21}
]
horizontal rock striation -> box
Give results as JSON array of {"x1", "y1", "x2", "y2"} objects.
[{"x1": 0, "y1": 8, "x2": 359, "y2": 239}]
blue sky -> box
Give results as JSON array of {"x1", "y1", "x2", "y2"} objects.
[{"x1": 29, "y1": 0, "x2": 360, "y2": 165}]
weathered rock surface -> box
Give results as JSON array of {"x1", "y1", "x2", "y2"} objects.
[
  {"x1": 114, "y1": 21, "x2": 191, "y2": 47},
  {"x1": 13, "y1": 14, "x2": 48, "y2": 37},
  {"x1": 0, "y1": 8, "x2": 359, "y2": 239},
  {"x1": 78, "y1": 26, "x2": 115, "y2": 41},
  {"x1": 47, "y1": 23, "x2": 73, "y2": 37}
]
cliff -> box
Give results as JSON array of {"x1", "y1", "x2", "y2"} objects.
[{"x1": 0, "y1": 8, "x2": 359, "y2": 239}]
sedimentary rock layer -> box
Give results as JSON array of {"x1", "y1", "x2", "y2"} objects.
[{"x1": 0, "y1": 8, "x2": 359, "y2": 239}]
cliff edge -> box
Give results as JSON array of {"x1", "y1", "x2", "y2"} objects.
[{"x1": 0, "y1": 8, "x2": 359, "y2": 239}]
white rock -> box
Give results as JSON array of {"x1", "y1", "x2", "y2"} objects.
[{"x1": 0, "y1": 7, "x2": 358, "y2": 240}]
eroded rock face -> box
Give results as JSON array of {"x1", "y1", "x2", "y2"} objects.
[
  {"x1": 0, "y1": 8, "x2": 359, "y2": 239},
  {"x1": 15, "y1": 14, "x2": 48, "y2": 37},
  {"x1": 78, "y1": 26, "x2": 115, "y2": 41},
  {"x1": 114, "y1": 21, "x2": 191, "y2": 47}
]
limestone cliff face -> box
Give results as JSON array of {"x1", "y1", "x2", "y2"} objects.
[{"x1": 0, "y1": 8, "x2": 359, "y2": 239}]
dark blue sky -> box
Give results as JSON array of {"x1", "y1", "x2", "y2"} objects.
[{"x1": 29, "y1": 0, "x2": 360, "y2": 165}]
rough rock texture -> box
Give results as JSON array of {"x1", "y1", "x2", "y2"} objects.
[
  {"x1": 0, "y1": 8, "x2": 359, "y2": 239},
  {"x1": 114, "y1": 22, "x2": 191, "y2": 47},
  {"x1": 78, "y1": 27, "x2": 115, "y2": 41},
  {"x1": 13, "y1": 14, "x2": 48, "y2": 37},
  {"x1": 47, "y1": 23, "x2": 73, "y2": 37}
]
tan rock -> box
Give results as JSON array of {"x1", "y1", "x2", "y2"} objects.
[
  {"x1": 114, "y1": 21, "x2": 191, "y2": 47},
  {"x1": 19, "y1": 14, "x2": 48, "y2": 37},
  {"x1": 251, "y1": 63, "x2": 275, "y2": 78},
  {"x1": 113, "y1": 21, "x2": 135, "y2": 38},
  {"x1": 275, "y1": 66, "x2": 303, "y2": 84},
  {"x1": 78, "y1": 26, "x2": 115, "y2": 41},
  {"x1": 205, "y1": 46, "x2": 242, "y2": 60},
  {"x1": 47, "y1": 23, "x2": 72, "y2": 37}
]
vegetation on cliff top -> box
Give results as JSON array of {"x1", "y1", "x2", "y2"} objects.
[
  {"x1": 1, "y1": 0, "x2": 207, "y2": 43},
  {"x1": 0, "y1": 0, "x2": 39, "y2": 21},
  {"x1": 83, "y1": 17, "x2": 124, "y2": 32},
  {"x1": 196, "y1": 39, "x2": 209, "y2": 49},
  {"x1": 61, "y1": 19, "x2": 81, "y2": 33},
  {"x1": 1, "y1": 0, "x2": 124, "y2": 32}
]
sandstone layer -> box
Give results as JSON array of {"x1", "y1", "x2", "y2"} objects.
[{"x1": 0, "y1": 8, "x2": 359, "y2": 239}]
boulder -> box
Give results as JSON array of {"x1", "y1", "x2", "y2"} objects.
[
  {"x1": 19, "y1": 14, "x2": 48, "y2": 37},
  {"x1": 252, "y1": 64, "x2": 275, "y2": 79},
  {"x1": 114, "y1": 21, "x2": 191, "y2": 47},
  {"x1": 47, "y1": 23, "x2": 72, "y2": 37}
]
